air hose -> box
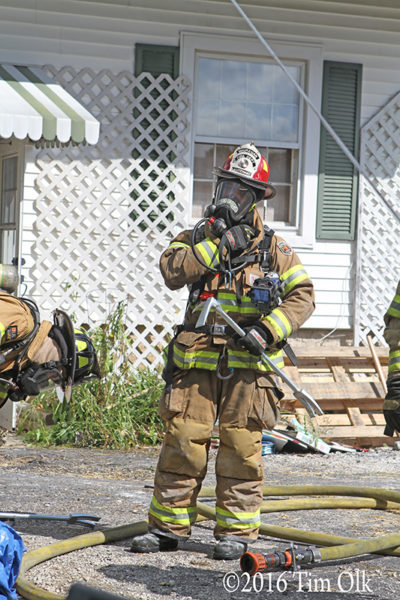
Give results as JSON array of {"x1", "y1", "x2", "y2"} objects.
[
  {"x1": 190, "y1": 217, "x2": 250, "y2": 275},
  {"x1": 16, "y1": 485, "x2": 400, "y2": 600}
]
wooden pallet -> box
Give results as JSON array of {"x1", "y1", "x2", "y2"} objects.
[{"x1": 280, "y1": 346, "x2": 393, "y2": 448}]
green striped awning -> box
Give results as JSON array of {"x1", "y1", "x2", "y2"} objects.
[{"x1": 0, "y1": 64, "x2": 100, "y2": 144}]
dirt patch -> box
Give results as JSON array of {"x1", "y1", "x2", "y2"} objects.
[{"x1": 0, "y1": 434, "x2": 399, "y2": 599}]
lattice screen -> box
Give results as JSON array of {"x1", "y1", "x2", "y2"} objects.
[
  {"x1": 356, "y1": 91, "x2": 400, "y2": 345},
  {"x1": 30, "y1": 67, "x2": 192, "y2": 368}
]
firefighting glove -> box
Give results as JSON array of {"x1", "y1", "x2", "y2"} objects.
[
  {"x1": 238, "y1": 320, "x2": 273, "y2": 356},
  {"x1": 383, "y1": 375, "x2": 400, "y2": 436},
  {"x1": 220, "y1": 225, "x2": 256, "y2": 258}
]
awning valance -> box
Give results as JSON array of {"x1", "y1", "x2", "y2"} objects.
[{"x1": 0, "y1": 64, "x2": 100, "y2": 145}]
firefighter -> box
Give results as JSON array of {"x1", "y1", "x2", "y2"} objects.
[
  {"x1": 382, "y1": 281, "x2": 400, "y2": 436},
  {"x1": 131, "y1": 143, "x2": 315, "y2": 559},
  {"x1": 0, "y1": 290, "x2": 100, "y2": 407}
]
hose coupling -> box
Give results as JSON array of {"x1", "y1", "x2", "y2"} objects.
[{"x1": 240, "y1": 544, "x2": 322, "y2": 575}]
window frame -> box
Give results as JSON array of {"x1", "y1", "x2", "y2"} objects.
[{"x1": 180, "y1": 32, "x2": 323, "y2": 248}]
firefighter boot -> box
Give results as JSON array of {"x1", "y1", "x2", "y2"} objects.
[
  {"x1": 130, "y1": 532, "x2": 178, "y2": 553},
  {"x1": 213, "y1": 537, "x2": 247, "y2": 560}
]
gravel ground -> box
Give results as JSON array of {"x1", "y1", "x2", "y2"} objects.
[{"x1": 0, "y1": 434, "x2": 399, "y2": 600}]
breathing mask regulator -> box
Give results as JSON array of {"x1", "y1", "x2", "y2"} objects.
[
  {"x1": 204, "y1": 177, "x2": 263, "y2": 230},
  {"x1": 191, "y1": 143, "x2": 276, "y2": 276}
]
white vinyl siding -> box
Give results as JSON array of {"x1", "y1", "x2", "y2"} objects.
[
  {"x1": 298, "y1": 241, "x2": 353, "y2": 330},
  {"x1": 0, "y1": 1, "x2": 396, "y2": 123}
]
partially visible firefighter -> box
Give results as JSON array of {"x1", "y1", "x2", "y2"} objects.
[
  {"x1": 131, "y1": 142, "x2": 315, "y2": 560},
  {"x1": 0, "y1": 266, "x2": 100, "y2": 409},
  {"x1": 382, "y1": 280, "x2": 400, "y2": 436}
]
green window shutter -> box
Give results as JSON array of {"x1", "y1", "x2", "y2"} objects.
[
  {"x1": 135, "y1": 44, "x2": 179, "y2": 78},
  {"x1": 316, "y1": 61, "x2": 362, "y2": 240}
]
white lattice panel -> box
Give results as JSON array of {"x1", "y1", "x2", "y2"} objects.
[
  {"x1": 30, "y1": 67, "x2": 191, "y2": 368},
  {"x1": 356, "y1": 91, "x2": 400, "y2": 345}
]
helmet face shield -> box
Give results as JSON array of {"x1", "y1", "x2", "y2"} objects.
[{"x1": 214, "y1": 178, "x2": 264, "y2": 222}]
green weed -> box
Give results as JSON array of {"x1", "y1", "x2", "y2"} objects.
[{"x1": 17, "y1": 303, "x2": 165, "y2": 448}]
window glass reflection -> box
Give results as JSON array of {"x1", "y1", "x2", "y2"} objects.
[
  {"x1": 195, "y1": 57, "x2": 300, "y2": 142},
  {"x1": 193, "y1": 180, "x2": 213, "y2": 219}
]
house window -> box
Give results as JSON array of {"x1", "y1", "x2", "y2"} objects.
[
  {"x1": 0, "y1": 155, "x2": 18, "y2": 263},
  {"x1": 192, "y1": 56, "x2": 303, "y2": 225}
]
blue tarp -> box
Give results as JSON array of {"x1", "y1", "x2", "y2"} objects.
[{"x1": 0, "y1": 521, "x2": 25, "y2": 600}]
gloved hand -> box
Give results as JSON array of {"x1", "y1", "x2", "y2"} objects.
[
  {"x1": 204, "y1": 218, "x2": 225, "y2": 241},
  {"x1": 383, "y1": 375, "x2": 400, "y2": 436},
  {"x1": 221, "y1": 225, "x2": 255, "y2": 255},
  {"x1": 238, "y1": 320, "x2": 273, "y2": 356}
]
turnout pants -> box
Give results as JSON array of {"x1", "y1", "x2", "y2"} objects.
[{"x1": 148, "y1": 367, "x2": 281, "y2": 541}]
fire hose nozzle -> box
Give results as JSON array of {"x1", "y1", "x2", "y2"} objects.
[{"x1": 240, "y1": 545, "x2": 322, "y2": 575}]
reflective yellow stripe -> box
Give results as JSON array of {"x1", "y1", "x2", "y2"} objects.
[
  {"x1": 227, "y1": 348, "x2": 284, "y2": 371},
  {"x1": 149, "y1": 495, "x2": 197, "y2": 525},
  {"x1": 216, "y1": 506, "x2": 261, "y2": 529},
  {"x1": 168, "y1": 241, "x2": 190, "y2": 250},
  {"x1": 0, "y1": 381, "x2": 8, "y2": 400},
  {"x1": 218, "y1": 304, "x2": 259, "y2": 316},
  {"x1": 76, "y1": 339, "x2": 86, "y2": 352},
  {"x1": 78, "y1": 356, "x2": 89, "y2": 368},
  {"x1": 216, "y1": 293, "x2": 260, "y2": 316},
  {"x1": 280, "y1": 264, "x2": 309, "y2": 295},
  {"x1": 265, "y1": 308, "x2": 292, "y2": 341},
  {"x1": 389, "y1": 350, "x2": 400, "y2": 373},
  {"x1": 191, "y1": 291, "x2": 262, "y2": 316},
  {"x1": 0, "y1": 321, "x2": 5, "y2": 343},
  {"x1": 195, "y1": 238, "x2": 219, "y2": 268},
  {"x1": 173, "y1": 344, "x2": 219, "y2": 370},
  {"x1": 388, "y1": 294, "x2": 400, "y2": 318},
  {"x1": 172, "y1": 342, "x2": 284, "y2": 373}
]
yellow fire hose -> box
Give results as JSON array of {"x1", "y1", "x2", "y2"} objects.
[{"x1": 16, "y1": 485, "x2": 400, "y2": 600}]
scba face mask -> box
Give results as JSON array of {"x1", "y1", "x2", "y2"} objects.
[
  {"x1": 204, "y1": 177, "x2": 263, "y2": 230},
  {"x1": 213, "y1": 178, "x2": 264, "y2": 223}
]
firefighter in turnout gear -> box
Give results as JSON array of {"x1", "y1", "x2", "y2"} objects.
[
  {"x1": 0, "y1": 289, "x2": 100, "y2": 407},
  {"x1": 382, "y1": 280, "x2": 400, "y2": 436},
  {"x1": 131, "y1": 143, "x2": 315, "y2": 560}
]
